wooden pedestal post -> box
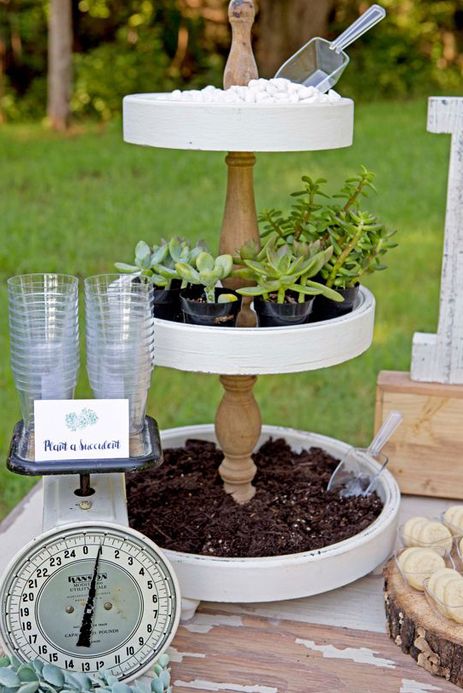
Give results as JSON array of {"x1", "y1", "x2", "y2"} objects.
[
  {"x1": 375, "y1": 99, "x2": 463, "y2": 499},
  {"x1": 215, "y1": 0, "x2": 261, "y2": 503},
  {"x1": 216, "y1": 376, "x2": 261, "y2": 503}
]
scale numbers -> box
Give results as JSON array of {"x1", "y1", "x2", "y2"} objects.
[{"x1": 0, "y1": 523, "x2": 180, "y2": 681}]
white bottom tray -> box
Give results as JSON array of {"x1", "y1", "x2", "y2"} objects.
[{"x1": 161, "y1": 424, "x2": 401, "y2": 603}]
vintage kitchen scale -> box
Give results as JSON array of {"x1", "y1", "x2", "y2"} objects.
[{"x1": 0, "y1": 416, "x2": 181, "y2": 682}]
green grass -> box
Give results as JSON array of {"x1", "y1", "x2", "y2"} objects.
[{"x1": 0, "y1": 100, "x2": 449, "y2": 518}]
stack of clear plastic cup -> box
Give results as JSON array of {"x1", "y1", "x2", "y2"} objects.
[
  {"x1": 8, "y1": 274, "x2": 80, "y2": 429},
  {"x1": 85, "y1": 274, "x2": 155, "y2": 435}
]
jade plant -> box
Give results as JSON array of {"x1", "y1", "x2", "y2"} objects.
[
  {"x1": 234, "y1": 238, "x2": 342, "y2": 304},
  {"x1": 115, "y1": 238, "x2": 207, "y2": 289},
  {"x1": 258, "y1": 175, "x2": 328, "y2": 245},
  {"x1": 176, "y1": 251, "x2": 236, "y2": 303},
  {"x1": 0, "y1": 654, "x2": 172, "y2": 693},
  {"x1": 258, "y1": 167, "x2": 397, "y2": 289}
]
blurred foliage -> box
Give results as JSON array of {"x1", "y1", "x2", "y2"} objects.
[
  {"x1": 0, "y1": 0, "x2": 228, "y2": 121},
  {"x1": 0, "y1": 0, "x2": 462, "y2": 122},
  {"x1": 335, "y1": 0, "x2": 463, "y2": 99}
]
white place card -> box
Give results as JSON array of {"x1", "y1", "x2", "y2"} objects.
[{"x1": 34, "y1": 399, "x2": 130, "y2": 461}]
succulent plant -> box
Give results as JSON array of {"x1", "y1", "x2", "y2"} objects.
[
  {"x1": 258, "y1": 176, "x2": 328, "y2": 245},
  {"x1": 175, "y1": 251, "x2": 235, "y2": 303},
  {"x1": 115, "y1": 238, "x2": 208, "y2": 289},
  {"x1": 0, "y1": 654, "x2": 172, "y2": 693},
  {"x1": 234, "y1": 238, "x2": 342, "y2": 304},
  {"x1": 115, "y1": 240, "x2": 168, "y2": 281},
  {"x1": 257, "y1": 167, "x2": 397, "y2": 290}
]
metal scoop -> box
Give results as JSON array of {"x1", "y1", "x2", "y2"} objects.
[
  {"x1": 327, "y1": 410, "x2": 403, "y2": 498},
  {"x1": 275, "y1": 4, "x2": 386, "y2": 93}
]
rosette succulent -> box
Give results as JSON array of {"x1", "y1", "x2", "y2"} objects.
[
  {"x1": 0, "y1": 655, "x2": 172, "y2": 693},
  {"x1": 115, "y1": 238, "x2": 207, "y2": 289},
  {"x1": 234, "y1": 238, "x2": 342, "y2": 304},
  {"x1": 175, "y1": 251, "x2": 236, "y2": 303}
]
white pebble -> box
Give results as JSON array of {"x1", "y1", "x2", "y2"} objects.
[
  {"x1": 255, "y1": 92, "x2": 271, "y2": 103},
  {"x1": 269, "y1": 78, "x2": 291, "y2": 91},
  {"x1": 328, "y1": 89, "x2": 341, "y2": 102},
  {"x1": 159, "y1": 79, "x2": 343, "y2": 106},
  {"x1": 287, "y1": 81, "x2": 301, "y2": 94}
]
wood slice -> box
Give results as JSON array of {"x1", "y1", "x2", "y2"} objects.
[{"x1": 384, "y1": 558, "x2": 463, "y2": 687}]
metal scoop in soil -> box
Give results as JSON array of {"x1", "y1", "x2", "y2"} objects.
[{"x1": 327, "y1": 410, "x2": 403, "y2": 498}]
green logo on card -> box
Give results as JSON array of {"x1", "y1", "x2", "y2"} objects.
[{"x1": 65, "y1": 408, "x2": 99, "y2": 432}]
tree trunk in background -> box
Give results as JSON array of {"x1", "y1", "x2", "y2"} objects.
[
  {"x1": 0, "y1": 37, "x2": 5, "y2": 124},
  {"x1": 256, "y1": 0, "x2": 336, "y2": 78},
  {"x1": 47, "y1": 0, "x2": 72, "y2": 131}
]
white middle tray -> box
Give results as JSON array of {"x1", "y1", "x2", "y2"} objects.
[{"x1": 153, "y1": 286, "x2": 375, "y2": 375}]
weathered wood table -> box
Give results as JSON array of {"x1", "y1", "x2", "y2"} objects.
[{"x1": 0, "y1": 485, "x2": 459, "y2": 692}]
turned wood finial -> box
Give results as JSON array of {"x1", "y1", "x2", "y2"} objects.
[
  {"x1": 216, "y1": 375, "x2": 261, "y2": 504},
  {"x1": 224, "y1": 0, "x2": 258, "y2": 88}
]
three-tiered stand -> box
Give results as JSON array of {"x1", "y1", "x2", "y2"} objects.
[{"x1": 123, "y1": 0, "x2": 400, "y2": 609}]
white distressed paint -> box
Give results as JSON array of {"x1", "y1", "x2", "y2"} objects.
[
  {"x1": 400, "y1": 679, "x2": 443, "y2": 693},
  {"x1": 184, "y1": 613, "x2": 243, "y2": 633},
  {"x1": 173, "y1": 680, "x2": 278, "y2": 693},
  {"x1": 123, "y1": 94, "x2": 353, "y2": 153},
  {"x1": 412, "y1": 97, "x2": 463, "y2": 383},
  {"x1": 167, "y1": 646, "x2": 206, "y2": 663},
  {"x1": 150, "y1": 287, "x2": 375, "y2": 375},
  {"x1": 161, "y1": 425, "x2": 400, "y2": 603},
  {"x1": 295, "y1": 638, "x2": 396, "y2": 669}
]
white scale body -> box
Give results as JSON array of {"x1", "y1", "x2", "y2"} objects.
[{"x1": 0, "y1": 474, "x2": 181, "y2": 682}]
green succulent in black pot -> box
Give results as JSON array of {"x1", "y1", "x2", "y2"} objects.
[{"x1": 234, "y1": 238, "x2": 342, "y2": 327}]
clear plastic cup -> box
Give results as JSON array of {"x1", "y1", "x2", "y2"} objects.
[
  {"x1": 10, "y1": 336, "x2": 79, "y2": 352},
  {"x1": 395, "y1": 547, "x2": 453, "y2": 591},
  {"x1": 8, "y1": 273, "x2": 80, "y2": 428},
  {"x1": 91, "y1": 387, "x2": 149, "y2": 434},
  {"x1": 8, "y1": 273, "x2": 78, "y2": 293},
  {"x1": 398, "y1": 519, "x2": 454, "y2": 555},
  {"x1": 85, "y1": 274, "x2": 154, "y2": 434},
  {"x1": 11, "y1": 367, "x2": 79, "y2": 383},
  {"x1": 18, "y1": 386, "x2": 76, "y2": 428}
]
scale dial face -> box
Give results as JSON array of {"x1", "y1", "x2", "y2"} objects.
[{"x1": 0, "y1": 523, "x2": 180, "y2": 681}]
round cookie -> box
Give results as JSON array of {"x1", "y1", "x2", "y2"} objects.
[
  {"x1": 444, "y1": 506, "x2": 463, "y2": 533},
  {"x1": 398, "y1": 547, "x2": 445, "y2": 590},
  {"x1": 402, "y1": 516, "x2": 429, "y2": 546},
  {"x1": 417, "y1": 520, "x2": 452, "y2": 552},
  {"x1": 429, "y1": 571, "x2": 463, "y2": 617},
  {"x1": 427, "y1": 567, "x2": 459, "y2": 596},
  {"x1": 444, "y1": 577, "x2": 463, "y2": 623}
]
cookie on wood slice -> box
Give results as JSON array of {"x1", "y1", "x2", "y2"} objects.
[{"x1": 384, "y1": 558, "x2": 463, "y2": 687}]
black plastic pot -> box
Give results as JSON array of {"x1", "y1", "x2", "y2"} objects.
[
  {"x1": 254, "y1": 293, "x2": 314, "y2": 327},
  {"x1": 130, "y1": 276, "x2": 180, "y2": 322},
  {"x1": 180, "y1": 288, "x2": 241, "y2": 327},
  {"x1": 152, "y1": 284, "x2": 182, "y2": 321},
  {"x1": 311, "y1": 284, "x2": 360, "y2": 322}
]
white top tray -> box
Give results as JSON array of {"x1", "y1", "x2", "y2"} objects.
[
  {"x1": 153, "y1": 286, "x2": 374, "y2": 375},
  {"x1": 123, "y1": 94, "x2": 354, "y2": 152}
]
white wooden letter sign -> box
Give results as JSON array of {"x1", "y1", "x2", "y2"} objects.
[{"x1": 412, "y1": 97, "x2": 463, "y2": 383}]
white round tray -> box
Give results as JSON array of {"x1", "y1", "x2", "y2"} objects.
[
  {"x1": 123, "y1": 94, "x2": 354, "y2": 152},
  {"x1": 153, "y1": 286, "x2": 375, "y2": 375},
  {"x1": 161, "y1": 424, "x2": 400, "y2": 603}
]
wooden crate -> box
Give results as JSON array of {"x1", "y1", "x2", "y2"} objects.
[{"x1": 375, "y1": 370, "x2": 463, "y2": 498}]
